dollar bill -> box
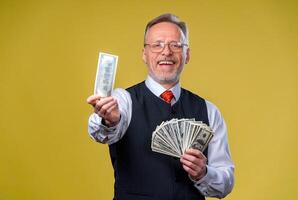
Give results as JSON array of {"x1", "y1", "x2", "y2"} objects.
[
  {"x1": 94, "y1": 52, "x2": 118, "y2": 96},
  {"x1": 152, "y1": 132, "x2": 181, "y2": 158},
  {"x1": 190, "y1": 127, "x2": 213, "y2": 152}
]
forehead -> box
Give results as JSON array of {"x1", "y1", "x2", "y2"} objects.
[{"x1": 146, "y1": 22, "x2": 182, "y2": 42}]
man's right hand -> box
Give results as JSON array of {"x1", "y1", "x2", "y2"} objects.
[{"x1": 87, "y1": 95, "x2": 120, "y2": 127}]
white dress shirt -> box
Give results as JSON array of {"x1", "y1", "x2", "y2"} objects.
[{"x1": 88, "y1": 76, "x2": 235, "y2": 198}]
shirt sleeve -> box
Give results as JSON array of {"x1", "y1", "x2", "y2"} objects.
[
  {"x1": 193, "y1": 100, "x2": 235, "y2": 198},
  {"x1": 88, "y1": 88, "x2": 132, "y2": 145}
]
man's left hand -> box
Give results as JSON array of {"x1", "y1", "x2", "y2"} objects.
[{"x1": 180, "y1": 148, "x2": 207, "y2": 181}]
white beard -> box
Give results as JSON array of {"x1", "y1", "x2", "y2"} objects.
[{"x1": 149, "y1": 71, "x2": 180, "y2": 85}]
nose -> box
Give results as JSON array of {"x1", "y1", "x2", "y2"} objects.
[{"x1": 161, "y1": 43, "x2": 173, "y2": 56}]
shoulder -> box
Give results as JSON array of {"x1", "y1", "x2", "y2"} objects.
[
  {"x1": 205, "y1": 100, "x2": 220, "y2": 114},
  {"x1": 126, "y1": 81, "x2": 145, "y2": 92},
  {"x1": 111, "y1": 81, "x2": 145, "y2": 103},
  {"x1": 181, "y1": 87, "x2": 222, "y2": 119},
  {"x1": 205, "y1": 100, "x2": 225, "y2": 130},
  {"x1": 112, "y1": 88, "x2": 129, "y2": 96},
  {"x1": 181, "y1": 88, "x2": 225, "y2": 128},
  {"x1": 111, "y1": 88, "x2": 131, "y2": 102},
  {"x1": 126, "y1": 82, "x2": 147, "y2": 101}
]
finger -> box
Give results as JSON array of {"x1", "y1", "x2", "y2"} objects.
[
  {"x1": 97, "y1": 99, "x2": 117, "y2": 117},
  {"x1": 181, "y1": 153, "x2": 202, "y2": 166},
  {"x1": 180, "y1": 157, "x2": 199, "y2": 171},
  {"x1": 182, "y1": 164, "x2": 199, "y2": 178},
  {"x1": 106, "y1": 103, "x2": 118, "y2": 115},
  {"x1": 94, "y1": 97, "x2": 115, "y2": 111},
  {"x1": 185, "y1": 149, "x2": 207, "y2": 160},
  {"x1": 105, "y1": 104, "x2": 120, "y2": 124},
  {"x1": 87, "y1": 95, "x2": 101, "y2": 105},
  {"x1": 185, "y1": 148, "x2": 200, "y2": 157},
  {"x1": 182, "y1": 155, "x2": 207, "y2": 170}
]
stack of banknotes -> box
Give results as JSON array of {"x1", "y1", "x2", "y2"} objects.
[{"x1": 151, "y1": 119, "x2": 214, "y2": 158}]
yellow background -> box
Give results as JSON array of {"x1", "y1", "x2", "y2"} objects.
[{"x1": 1, "y1": 0, "x2": 297, "y2": 199}]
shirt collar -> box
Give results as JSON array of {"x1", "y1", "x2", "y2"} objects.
[{"x1": 145, "y1": 75, "x2": 181, "y2": 101}]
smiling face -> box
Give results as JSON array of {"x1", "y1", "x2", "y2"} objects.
[{"x1": 142, "y1": 22, "x2": 190, "y2": 89}]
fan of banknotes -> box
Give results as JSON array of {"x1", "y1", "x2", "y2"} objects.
[{"x1": 151, "y1": 118, "x2": 214, "y2": 158}]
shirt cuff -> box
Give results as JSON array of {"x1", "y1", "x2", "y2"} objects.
[
  {"x1": 190, "y1": 165, "x2": 214, "y2": 196},
  {"x1": 88, "y1": 114, "x2": 118, "y2": 143}
]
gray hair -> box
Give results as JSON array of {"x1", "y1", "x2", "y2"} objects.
[{"x1": 144, "y1": 13, "x2": 189, "y2": 45}]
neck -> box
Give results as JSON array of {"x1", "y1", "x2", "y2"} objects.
[{"x1": 160, "y1": 81, "x2": 178, "y2": 90}]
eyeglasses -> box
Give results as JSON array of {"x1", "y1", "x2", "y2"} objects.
[{"x1": 144, "y1": 41, "x2": 188, "y2": 53}]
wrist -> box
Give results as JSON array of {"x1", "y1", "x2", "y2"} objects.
[
  {"x1": 191, "y1": 166, "x2": 207, "y2": 181},
  {"x1": 102, "y1": 115, "x2": 121, "y2": 127},
  {"x1": 103, "y1": 120, "x2": 117, "y2": 127}
]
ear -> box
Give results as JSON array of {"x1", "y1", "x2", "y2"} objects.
[
  {"x1": 142, "y1": 48, "x2": 147, "y2": 64},
  {"x1": 185, "y1": 48, "x2": 190, "y2": 64}
]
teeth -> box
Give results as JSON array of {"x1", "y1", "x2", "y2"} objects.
[{"x1": 159, "y1": 61, "x2": 174, "y2": 65}]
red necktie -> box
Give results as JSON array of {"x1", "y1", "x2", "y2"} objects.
[{"x1": 160, "y1": 90, "x2": 174, "y2": 104}]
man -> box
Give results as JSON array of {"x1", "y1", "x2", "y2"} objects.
[{"x1": 87, "y1": 13, "x2": 234, "y2": 200}]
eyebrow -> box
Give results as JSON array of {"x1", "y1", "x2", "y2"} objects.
[
  {"x1": 152, "y1": 40, "x2": 180, "y2": 43},
  {"x1": 151, "y1": 40, "x2": 164, "y2": 43}
]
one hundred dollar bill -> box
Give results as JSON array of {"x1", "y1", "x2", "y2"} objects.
[{"x1": 94, "y1": 52, "x2": 118, "y2": 96}]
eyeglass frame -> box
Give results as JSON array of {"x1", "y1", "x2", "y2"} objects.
[{"x1": 144, "y1": 41, "x2": 188, "y2": 53}]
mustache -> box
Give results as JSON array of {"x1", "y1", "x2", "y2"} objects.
[{"x1": 157, "y1": 57, "x2": 176, "y2": 62}]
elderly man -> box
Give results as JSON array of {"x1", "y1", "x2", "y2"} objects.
[{"x1": 87, "y1": 13, "x2": 234, "y2": 200}]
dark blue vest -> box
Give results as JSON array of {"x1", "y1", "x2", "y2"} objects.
[{"x1": 109, "y1": 82, "x2": 209, "y2": 200}]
